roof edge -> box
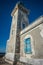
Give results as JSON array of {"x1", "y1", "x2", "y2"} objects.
[{"x1": 20, "y1": 16, "x2": 43, "y2": 35}]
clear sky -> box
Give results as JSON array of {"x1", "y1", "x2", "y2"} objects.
[{"x1": 0, "y1": 0, "x2": 43, "y2": 53}]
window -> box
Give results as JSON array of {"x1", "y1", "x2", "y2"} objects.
[
  {"x1": 24, "y1": 38, "x2": 32, "y2": 54},
  {"x1": 22, "y1": 23, "x2": 26, "y2": 29}
]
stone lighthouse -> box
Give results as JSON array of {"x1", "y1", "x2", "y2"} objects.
[
  {"x1": 5, "y1": 1, "x2": 43, "y2": 65},
  {"x1": 5, "y1": 2, "x2": 29, "y2": 64}
]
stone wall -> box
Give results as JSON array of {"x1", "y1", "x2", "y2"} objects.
[{"x1": 20, "y1": 23, "x2": 43, "y2": 59}]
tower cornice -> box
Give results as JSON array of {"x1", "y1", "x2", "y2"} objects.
[{"x1": 11, "y1": 2, "x2": 29, "y2": 16}]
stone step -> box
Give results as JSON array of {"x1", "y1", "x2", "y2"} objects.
[
  {"x1": 0, "y1": 58, "x2": 11, "y2": 65},
  {"x1": 16, "y1": 61, "x2": 25, "y2": 65}
]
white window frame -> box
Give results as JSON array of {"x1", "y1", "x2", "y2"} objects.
[{"x1": 24, "y1": 35, "x2": 35, "y2": 55}]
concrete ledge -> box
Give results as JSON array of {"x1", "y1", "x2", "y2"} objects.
[
  {"x1": 5, "y1": 58, "x2": 14, "y2": 65},
  {"x1": 20, "y1": 57, "x2": 43, "y2": 65}
]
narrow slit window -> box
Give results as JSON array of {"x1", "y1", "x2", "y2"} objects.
[{"x1": 22, "y1": 23, "x2": 26, "y2": 29}]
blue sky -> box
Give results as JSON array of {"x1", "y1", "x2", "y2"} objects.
[{"x1": 0, "y1": 0, "x2": 43, "y2": 53}]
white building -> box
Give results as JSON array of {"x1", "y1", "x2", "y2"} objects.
[{"x1": 5, "y1": 2, "x2": 43, "y2": 65}]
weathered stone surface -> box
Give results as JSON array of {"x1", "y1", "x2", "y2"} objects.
[
  {"x1": 20, "y1": 17, "x2": 43, "y2": 59},
  {"x1": 5, "y1": 2, "x2": 29, "y2": 64}
]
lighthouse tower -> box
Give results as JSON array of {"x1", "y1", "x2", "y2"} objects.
[{"x1": 5, "y1": 2, "x2": 29, "y2": 64}]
